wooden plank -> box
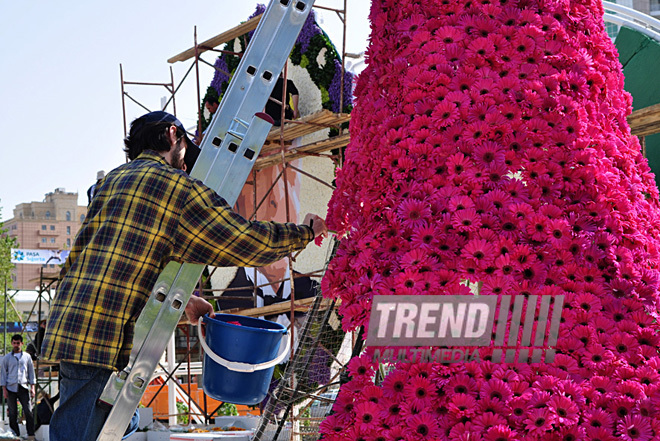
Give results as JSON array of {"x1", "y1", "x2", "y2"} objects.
[
  {"x1": 265, "y1": 110, "x2": 351, "y2": 143},
  {"x1": 229, "y1": 297, "x2": 333, "y2": 318},
  {"x1": 256, "y1": 133, "x2": 350, "y2": 170},
  {"x1": 29, "y1": 273, "x2": 60, "y2": 283},
  {"x1": 177, "y1": 297, "x2": 331, "y2": 324},
  {"x1": 168, "y1": 15, "x2": 262, "y2": 64},
  {"x1": 628, "y1": 103, "x2": 660, "y2": 137}
]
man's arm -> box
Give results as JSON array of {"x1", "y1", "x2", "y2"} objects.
[
  {"x1": 291, "y1": 93, "x2": 300, "y2": 119},
  {"x1": 184, "y1": 296, "x2": 215, "y2": 325},
  {"x1": 27, "y1": 355, "x2": 36, "y2": 385},
  {"x1": 0, "y1": 356, "x2": 6, "y2": 387},
  {"x1": 288, "y1": 79, "x2": 300, "y2": 119},
  {"x1": 173, "y1": 182, "x2": 326, "y2": 269},
  {"x1": 0, "y1": 357, "x2": 6, "y2": 399}
]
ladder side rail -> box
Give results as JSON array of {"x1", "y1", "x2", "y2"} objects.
[{"x1": 193, "y1": 0, "x2": 313, "y2": 183}]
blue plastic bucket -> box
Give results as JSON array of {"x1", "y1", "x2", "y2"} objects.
[{"x1": 199, "y1": 313, "x2": 289, "y2": 405}]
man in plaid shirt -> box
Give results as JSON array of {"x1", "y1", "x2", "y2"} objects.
[{"x1": 42, "y1": 111, "x2": 327, "y2": 440}]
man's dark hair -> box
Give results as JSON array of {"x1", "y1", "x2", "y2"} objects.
[
  {"x1": 204, "y1": 96, "x2": 218, "y2": 106},
  {"x1": 11, "y1": 334, "x2": 22, "y2": 342},
  {"x1": 123, "y1": 118, "x2": 184, "y2": 161}
]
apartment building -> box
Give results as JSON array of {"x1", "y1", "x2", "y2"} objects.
[{"x1": 4, "y1": 188, "x2": 87, "y2": 290}]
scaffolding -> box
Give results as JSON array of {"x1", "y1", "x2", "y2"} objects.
[
  {"x1": 628, "y1": 102, "x2": 660, "y2": 156},
  {"x1": 116, "y1": 1, "x2": 356, "y2": 435},
  {"x1": 0, "y1": 270, "x2": 60, "y2": 431}
]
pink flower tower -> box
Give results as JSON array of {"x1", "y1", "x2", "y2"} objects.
[{"x1": 320, "y1": 0, "x2": 660, "y2": 439}]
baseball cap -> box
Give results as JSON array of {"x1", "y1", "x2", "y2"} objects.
[{"x1": 141, "y1": 111, "x2": 201, "y2": 171}]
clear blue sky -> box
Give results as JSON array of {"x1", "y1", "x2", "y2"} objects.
[{"x1": 0, "y1": 0, "x2": 370, "y2": 221}]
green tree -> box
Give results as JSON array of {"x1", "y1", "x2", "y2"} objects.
[
  {"x1": 0, "y1": 204, "x2": 21, "y2": 353},
  {"x1": 0, "y1": 205, "x2": 18, "y2": 290}
]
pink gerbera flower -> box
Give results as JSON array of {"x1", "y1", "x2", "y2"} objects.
[
  {"x1": 585, "y1": 408, "x2": 615, "y2": 431},
  {"x1": 481, "y1": 275, "x2": 511, "y2": 296},
  {"x1": 524, "y1": 407, "x2": 556, "y2": 434},
  {"x1": 608, "y1": 397, "x2": 636, "y2": 419},
  {"x1": 471, "y1": 411, "x2": 507, "y2": 434},
  {"x1": 525, "y1": 213, "x2": 550, "y2": 241},
  {"x1": 484, "y1": 425, "x2": 519, "y2": 441},
  {"x1": 382, "y1": 369, "x2": 410, "y2": 400},
  {"x1": 410, "y1": 225, "x2": 438, "y2": 250},
  {"x1": 451, "y1": 208, "x2": 482, "y2": 233},
  {"x1": 617, "y1": 414, "x2": 653, "y2": 441},
  {"x1": 397, "y1": 199, "x2": 431, "y2": 230},
  {"x1": 549, "y1": 394, "x2": 580, "y2": 426},
  {"x1": 558, "y1": 425, "x2": 586, "y2": 441},
  {"x1": 581, "y1": 344, "x2": 615, "y2": 372},
  {"x1": 616, "y1": 381, "x2": 646, "y2": 401},
  {"x1": 347, "y1": 356, "x2": 377, "y2": 380},
  {"x1": 446, "y1": 374, "x2": 478, "y2": 397},
  {"x1": 332, "y1": 391, "x2": 356, "y2": 420},
  {"x1": 394, "y1": 268, "x2": 427, "y2": 295},
  {"x1": 586, "y1": 426, "x2": 618, "y2": 441},
  {"x1": 432, "y1": 100, "x2": 460, "y2": 128},
  {"x1": 480, "y1": 379, "x2": 513, "y2": 403},
  {"x1": 406, "y1": 412, "x2": 440, "y2": 439},
  {"x1": 473, "y1": 141, "x2": 506, "y2": 168},
  {"x1": 635, "y1": 366, "x2": 660, "y2": 389},
  {"x1": 363, "y1": 385, "x2": 385, "y2": 405},
  {"x1": 384, "y1": 425, "x2": 407, "y2": 441},
  {"x1": 447, "y1": 394, "x2": 478, "y2": 419},
  {"x1": 355, "y1": 401, "x2": 382, "y2": 429},
  {"x1": 462, "y1": 238, "x2": 496, "y2": 263},
  {"x1": 403, "y1": 376, "x2": 435, "y2": 411},
  {"x1": 319, "y1": 413, "x2": 348, "y2": 436},
  {"x1": 446, "y1": 153, "x2": 472, "y2": 177},
  {"x1": 378, "y1": 398, "x2": 403, "y2": 427},
  {"x1": 477, "y1": 396, "x2": 510, "y2": 416},
  {"x1": 607, "y1": 332, "x2": 640, "y2": 359},
  {"x1": 508, "y1": 396, "x2": 529, "y2": 425}
]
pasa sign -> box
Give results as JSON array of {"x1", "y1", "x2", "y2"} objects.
[{"x1": 11, "y1": 249, "x2": 70, "y2": 265}]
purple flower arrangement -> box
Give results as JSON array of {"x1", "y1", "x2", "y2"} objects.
[{"x1": 201, "y1": 4, "x2": 354, "y2": 130}]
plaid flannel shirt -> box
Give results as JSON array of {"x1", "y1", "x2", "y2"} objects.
[{"x1": 42, "y1": 151, "x2": 313, "y2": 370}]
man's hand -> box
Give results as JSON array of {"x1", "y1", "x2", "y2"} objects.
[
  {"x1": 2, "y1": 387, "x2": 7, "y2": 399},
  {"x1": 185, "y1": 295, "x2": 215, "y2": 325},
  {"x1": 302, "y1": 214, "x2": 328, "y2": 239},
  {"x1": 30, "y1": 385, "x2": 35, "y2": 399}
]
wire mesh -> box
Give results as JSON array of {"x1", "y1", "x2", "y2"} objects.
[{"x1": 253, "y1": 238, "x2": 353, "y2": 441}]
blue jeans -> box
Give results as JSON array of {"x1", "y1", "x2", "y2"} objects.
[{"x1": 50, "y1": 362, "x2": 139, "y2": 441}]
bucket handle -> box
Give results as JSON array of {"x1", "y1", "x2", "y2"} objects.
[{"x1": 198, "y1": 320, "x2": 291, "y2": 373}]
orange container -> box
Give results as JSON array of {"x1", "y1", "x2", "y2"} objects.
[{"x1": 141, "y1": 383, "x2": 261, "y2": 420}]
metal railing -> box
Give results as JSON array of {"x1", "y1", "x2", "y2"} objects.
[{"x1": 603, "y1": 2, "x2": 660, "y2": 42}]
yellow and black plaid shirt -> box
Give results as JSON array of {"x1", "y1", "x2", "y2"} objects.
[{"x1": 42, "y1": 151, "x2": 313, "y2": 370}]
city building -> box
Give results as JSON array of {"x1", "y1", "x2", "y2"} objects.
[{"x1": 4, "y1": 188, "x2": 87, "y2": 290}]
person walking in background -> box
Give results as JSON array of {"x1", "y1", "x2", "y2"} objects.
[
  {"x1": 42, "y1": 111, "x2": 327, "y2": 441},
  {"x1": 1, "y1": 334, "x2": 36, "y2": 440}
]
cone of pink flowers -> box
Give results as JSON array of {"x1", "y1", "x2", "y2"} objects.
[{"x1": 320, "y1": 0, "x2": 660, "y2": 439}]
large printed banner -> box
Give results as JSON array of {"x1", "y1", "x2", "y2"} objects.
[{"x1": 11, "y1": 249, "x2": 70, "y2": 265}]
